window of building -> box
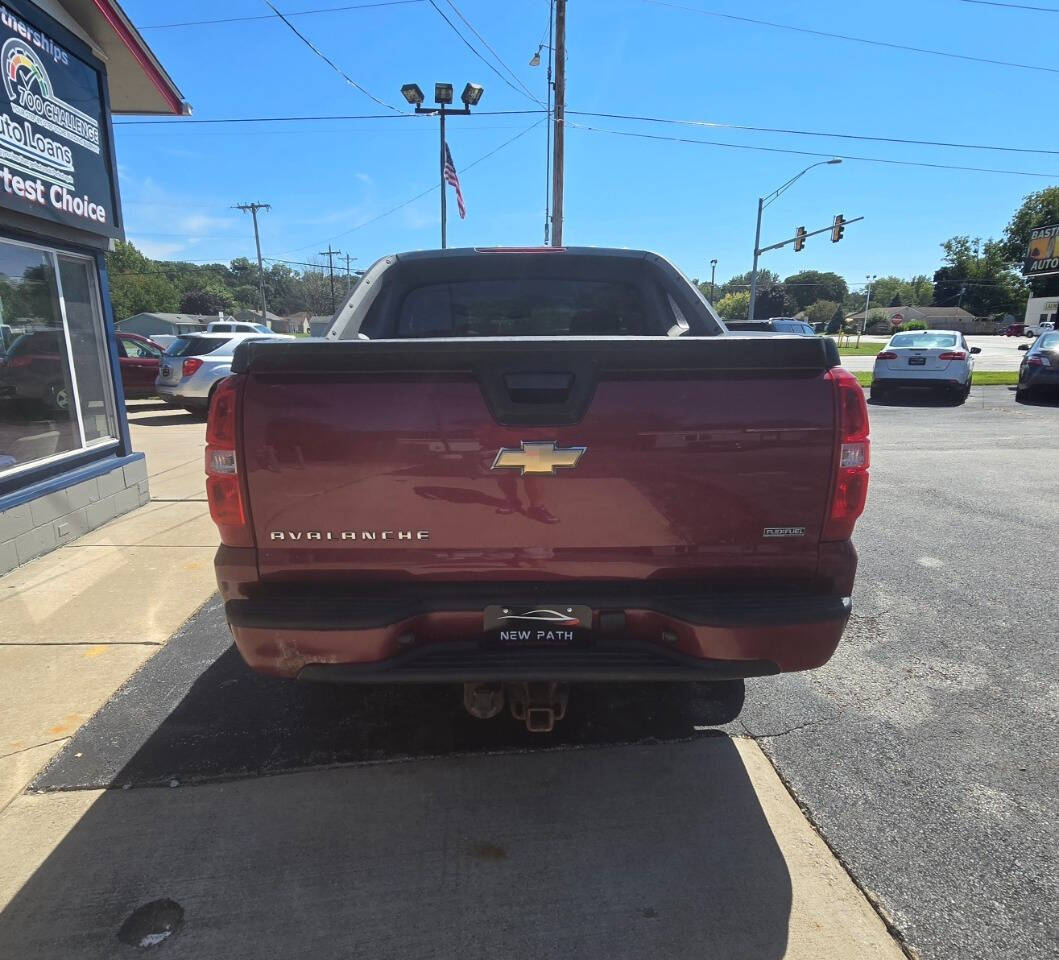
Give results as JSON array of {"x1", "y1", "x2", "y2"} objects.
[{"x1": 0, "y1": 236, "x2": 117, "y2": 477}]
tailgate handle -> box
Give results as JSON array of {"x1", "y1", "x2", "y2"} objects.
[{"x1": 502, "y1": 372, "x2": 574, "y2": 404}]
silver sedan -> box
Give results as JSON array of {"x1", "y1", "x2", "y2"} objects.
[{"x1": 156, "y1": 332, "x2": 288, "y2": 416}]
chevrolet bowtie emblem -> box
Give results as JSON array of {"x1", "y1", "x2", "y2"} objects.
[{"x1": 491, "y1": 442, "x2": 586, "y2": 476}]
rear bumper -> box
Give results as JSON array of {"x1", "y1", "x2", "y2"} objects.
[
  {"x1": 223, "y1": 586, "x2": 852, "y2": 682},
  {"x1": 871, "y1": 374, "x2": 966, "y2": 390}
]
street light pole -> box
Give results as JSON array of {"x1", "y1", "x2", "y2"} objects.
[
  {"x1": 747, "y1": 158, "x2": 841, "y2": 321},
  {"x1": 400, "y1": 82, "x2": 483, "y2": 250},
  {"x1": 439, "y1": 106, "x2": 447, "y2": 249},
  {"x1": 857, "y1": 274, "x2": 876, "y2": 347},
  {"x1": 710, "y1": 258, "x2": 718, "y2": 301}
]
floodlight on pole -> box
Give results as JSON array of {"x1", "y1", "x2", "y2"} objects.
[
  {"x1": 400, "y1": 83, "x2": 424, "y2": 106},
  {"x1": 434, "y1": 82, "x2": 454, "y2": 105},
  {"x1": 461, "y1": 83, "x2": 484, "y2": 106}
]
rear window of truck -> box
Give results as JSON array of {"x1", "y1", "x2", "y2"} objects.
[{"x1": 396, "y1": 279, "x2": 649, "y2": 337}]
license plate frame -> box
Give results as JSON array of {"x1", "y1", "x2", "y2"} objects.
[
  {"x1": 484, "y1": 604, "x2": 593, "y2": 645},
  {"x1": 908, "y1": 356, "x2": 927, "y2": 366}
]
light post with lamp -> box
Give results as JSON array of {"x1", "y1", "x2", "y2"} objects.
[
  {"x1": 748, "y1": 158, "x2": 842, "y2": 320},
  {"x1": 400, "y1": 81, "x2": 484, "y2": 249}
]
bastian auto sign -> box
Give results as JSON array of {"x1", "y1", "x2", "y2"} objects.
[
  {"x1": 1022, "y1": 223, "x2": 1059, "y2": 278},
  {"x1": 0, "y1": 2, "x2": 119, "y2": 238}
]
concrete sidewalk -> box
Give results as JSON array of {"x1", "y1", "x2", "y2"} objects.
[{"x1": 0, "y1": 400, "x2": 215, "y2": 810}]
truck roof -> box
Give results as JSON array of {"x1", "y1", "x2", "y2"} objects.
[{"x1": 391, "y1": 246, "x2": 653, "y2": 262}]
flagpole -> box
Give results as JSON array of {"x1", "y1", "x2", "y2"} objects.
[{"x1": 440, "y1": 107, "x2": 447, "y2": 249}]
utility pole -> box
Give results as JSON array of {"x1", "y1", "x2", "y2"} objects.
[
  {"x1": 318, "y1": 245, "x2": 341, "y2": 314},
  {"x1": 857, "y1": 274, "x2": 876, "y2": 347},
  {"x1": 344, "y1": 253, "x2": 355, "y2": 294},
  {"x1": 550, "y1": 0, "x2": 566, "y2": 246},
  {"x1": 234, "y1": 201, "x2": 270, "y2": 323}
]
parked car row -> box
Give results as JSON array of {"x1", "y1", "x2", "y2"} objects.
[
  {"x1": 0, "y1": 327, "x2": 290, "y2": 416},
  {"x1": 0, "y1": 330, "x2": 164, "y2": 410}
]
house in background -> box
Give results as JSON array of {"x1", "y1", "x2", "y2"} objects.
[
  {"x1": 273, "y1": 313, "x2": 310, "y2": 335},
  {"x1": 309, "y1": 315, "x2": 335, "y2": 337},
  {"x1": 116, "y1": 312, "x2": 213, "y2": 340},
  {"x1": 844, "y1": 305, "x2": 993, "y2": 334}
]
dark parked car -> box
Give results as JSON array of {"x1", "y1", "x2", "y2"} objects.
[
  {"x1": 724, "y1": 318, "x2": 817, "y2": 336},
  {"x1": 1016, "y1": 332, "x2": 1059, "y2": 402},
  {"x1": 0, "y1": 330, "x2": 72, "y2": 410},
  {"x1": 0, "y1": 329, "x2": 164, "y2": 411}
]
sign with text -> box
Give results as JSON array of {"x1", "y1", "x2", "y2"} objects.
[
  {"x1": 0, "y1": 3, "x2": 119, "y2": 237},
  {"x1": 1022, "y1": 223, "x2": 1059, "y2": 278}
]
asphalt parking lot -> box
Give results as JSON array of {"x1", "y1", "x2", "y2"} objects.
[{"x1": 3, "y1": 386, "x2": 1057, "y2": 960}]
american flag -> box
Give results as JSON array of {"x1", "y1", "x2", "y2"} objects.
[{"x1": 443, "y1": 143, "x2": 466, "y2": 219}]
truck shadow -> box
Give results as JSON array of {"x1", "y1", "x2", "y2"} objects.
[
  {"x1": 2, "y1": 738, "x2": 791, "y2": 960},
  {"x1": 3, "y1": 599, "x2": 796, "y2": 957}
]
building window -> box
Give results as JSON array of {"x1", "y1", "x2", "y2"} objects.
[{"x1": 0, "y1": 236, "x2": 117, "y2": 477}]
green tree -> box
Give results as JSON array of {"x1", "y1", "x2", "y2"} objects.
[
  {"x1": 782, "y1": 271, "x2": 848, "y2": 311},
  {"x1": 715, "y1": 290, "x2": 750, "y2": 320},
  {"x1": 826, "y1": 303, "x2": 845, "y2": 334},
  {"x1": 1000, "y1": 186, "x2": 1059, "y2": 297},
  {"x1": 804, "y1": 299, "x2": 839, "y2": 326},
  {"x1": 932, "y1": 236, "x2": 1027, "y2": 317},
  {"x1": 180, "y1": 285, "x2": 232, "y2": 315}
]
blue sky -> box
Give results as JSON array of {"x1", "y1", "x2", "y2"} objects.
[{"x1": 116, "y1": 0, "x2": 1059, "y2": 290}]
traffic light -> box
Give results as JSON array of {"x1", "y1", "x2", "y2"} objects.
[
  {"x1": 794, "y1": 226, "x2": 807, "y2": 252},
  {"x1": 831, "y1": 214, "x2": 846, "y2": 243}
]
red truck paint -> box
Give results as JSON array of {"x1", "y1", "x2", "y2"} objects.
[{"x1": 207, "y1": 248, "x2": 869, "y2": 691}]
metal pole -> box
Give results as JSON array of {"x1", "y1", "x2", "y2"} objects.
[
  {"x1": 234, "y1": 202, "x2": 271, "y2": 323},
  {"x1": 857, "y1": 275, "x2": 874, "y2": 348},
  {"x1": 748, "y1": 196, "x2": 763, "y2": 320},
  {"x1": 544, "y1": 0, "x2": 553, "y2": 245},
  {"x1": 551, "y1": 0, "x2": 566, "y2": 246},
  {"x1": 710, "y1": 259, "x2": 717, "y2": 301},
  {"x1": 319, "y1": 245, "x2": 340, "y2": 314},
  {"x1": 440, "y1": 107, "x2": 447, "y2": 249}
]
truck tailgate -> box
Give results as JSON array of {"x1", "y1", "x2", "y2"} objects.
[{"x1": 236, "y1": 337, "x2": 837, "y2": 585}]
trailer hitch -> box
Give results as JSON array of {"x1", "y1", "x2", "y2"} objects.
[{"x1": 506, "y1": 682, "x2": 569, "y2": 733}]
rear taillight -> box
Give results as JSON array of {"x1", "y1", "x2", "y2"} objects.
[
  {"x1": 876, "y1": 351, "x2": 897, "y2": 360},
  {"x1": 205, "y1": 375, "x2": 251, "y2": 546},
  {"x1": 937, "y1": 351, "x2": 967, "y2": 361},
  {"x1": 183, "y1": 357, "x2": 204, "y2": 376},
  {"x1": 1027, "y1": 355, "x2": 1050, "y2": 366},
  {"x1": 823, "y1": 367, "x2": 870, "y2": 542}
]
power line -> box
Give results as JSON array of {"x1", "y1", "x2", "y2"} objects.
[
  {"x1": 263, "y1": 0, "x2": 402, "y2": 112},
  {"x1": 110, "y1": 107, "x2": 1059, "y2": 158},
  {"x1": 277, "y1": 118, "x2": 544, "y2": 255},
  {"x1": 141, "y1": 0, "x2": 424, "y2": 29},
  {"x1": 565, "y1": 119, "x2": 1059, "y2": 178},
  {"x1": 438, "y1": 0, "x2": 540, "y2": 101},
  {"x1": 426, "y1": 0, "x2": 544, "y2": 105},
  {"x1": 113, "y1": 110, "x2": 544, "y2": 126},
  {"x1": 642, "y1": 0, "x2": 1059, "y2": 74},
  {"x1": 957, "y1": 0, "x2": 1059, "y2": 10},
  {"x1": 567, "y1": 110, "x2": 1059, "y2": 157}
]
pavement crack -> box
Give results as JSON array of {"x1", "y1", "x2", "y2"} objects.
[
  {"x1": 740, "y1": 716, "x2": 835, "y2": 739},
  {"x1": 0, "y1": 736, "x2": 70, "y2": 761}
]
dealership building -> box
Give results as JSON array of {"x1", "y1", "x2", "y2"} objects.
[{"x1": 0, "y1": 0, "x2": 186, "y2": 575}]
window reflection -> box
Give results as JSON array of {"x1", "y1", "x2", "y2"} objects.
[{"x1": 0, "y1": 239, "x2": 117, "y2": 475}]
